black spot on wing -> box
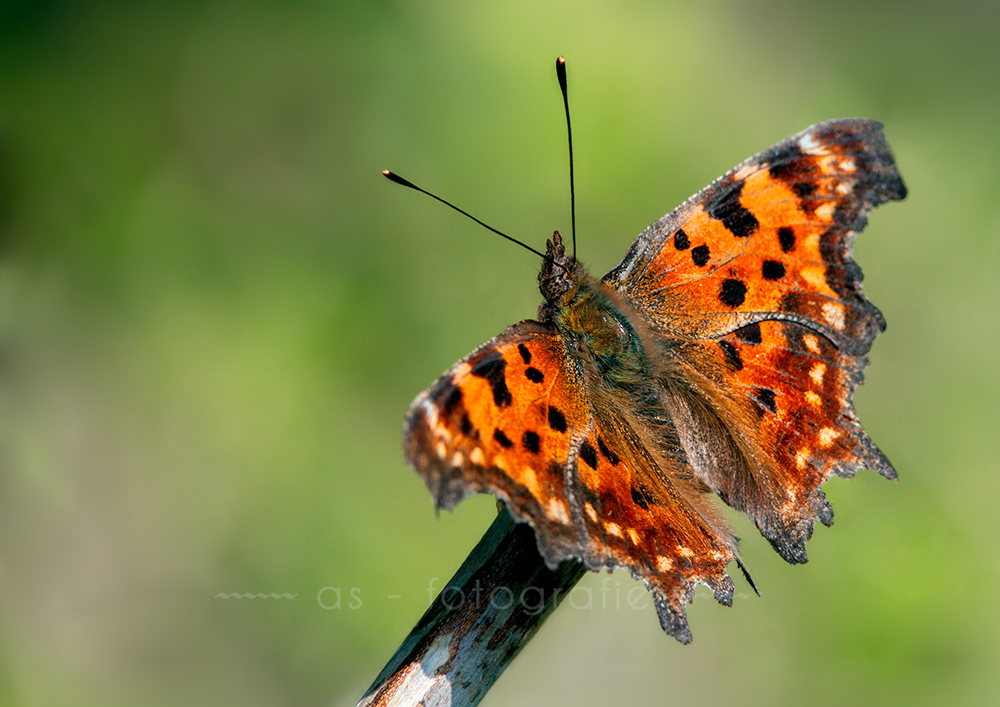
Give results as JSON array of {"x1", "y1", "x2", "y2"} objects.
[
  {"x1": 442, "y1": 383, "x2": 463, "y2": 417},
  {"x1": 778, "y1": 226, "x2": 795, "y2": 252},
  {"x1": 525, "y1": 367, "x2": 544, "y2": 383},
  {"x1": 523, "y1": 430, "x2": 540, "y2": 454},
  {"x1": 471, "y1": 353, "x2": 512, "y2": 408},
  {"x1": 548, "y1": 406, "x2": 567, "y2": 433},
  {"x1": 734, "y1": 322, "x2": 762, "y2": 345},
  {"x1": 718, "y1": 340, "x2": 743, "y2": 371},
  {"x1": 631, "y1": 483, "x2": 656, "y2": 510},
  {"x1": 762, "y1": 260, "x2": 786, "y2": 280},
  {"x1": 719, "y1": 279, "x2": 747, "y2": 308},
  {"x1": 673, "y1": 229, "x2": 690, "y2": 250},
  {"x1": 517, "y1": 343, "x2": 531, "y2": 364},
  {"x1": 708, "y1": 179, "x2": 759, "y2": 238},
  {"x1": 754, "y1": 388, "x2": 777, "y2": 413},
  {"x1": 792, "y1": 181, "x2": 816, "y2": 198},
  {"x1": 597, "y1": 436, "x2": 619, "y2": 465},
  {"x1": 691, "y1": 244, "x2": 711, "y2": 266},
  {"x1": 493, "y1": 428, "x2": 513, "y2": 448},
  {"x1": 579, "y1": 442, "x2": 598, "y2": 470}
]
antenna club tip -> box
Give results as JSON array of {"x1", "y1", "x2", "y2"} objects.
[
  {"x1": 383, "y1": 170, "x2": 414, "y2": 188},
  {"x1": 556, "y1": 56, "x2": 568, "y2": 87}
]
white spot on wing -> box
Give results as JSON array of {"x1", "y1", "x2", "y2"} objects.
[
  {"x1": 520, "y1": 467, "x2": 540, "y2": 497},
  {"x1": 815, "y1": 202, "x2": 836, "y2": 220},
  {"x1": 421, "y1": 398, "x2": 439, "y2": 427},
  {"x1": 547, "y1": 498, "x2": 570, "y2": 525},
  {"x1": 822, "y1": 302, "x2": 845, "y2": 329},
  {"x1": 798, "y1": 132, "x2": 825, "y2": 155},
  {"x1": 818, "y1": 427, "x2": 841, "y2": 448},
  {"x1": 605, "y1": 522, "x2": 622, "y2": 538},
  {"x1": 810, "y1": 363, "x2": 827, "y2": 386}
]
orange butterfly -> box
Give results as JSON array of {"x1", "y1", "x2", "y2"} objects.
[{"x1": 399, "y1": 76, "x2": 904, "y2": 643}]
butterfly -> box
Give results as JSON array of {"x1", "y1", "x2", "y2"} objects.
[{"x1": 402, "y1": 117, "x2": 905, "y2": 643}]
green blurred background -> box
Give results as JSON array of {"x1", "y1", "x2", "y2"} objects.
[{"x1": 0, "y1": 1, "x2": 997, "y2": 705}]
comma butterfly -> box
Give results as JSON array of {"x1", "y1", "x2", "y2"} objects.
[{"x1": 399, "y1": 62, "x2": 905, "y2": 643}]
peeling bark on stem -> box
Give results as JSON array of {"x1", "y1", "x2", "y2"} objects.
[{"x1": 357, "y1": 508, "x2": 587, "y2": 707}]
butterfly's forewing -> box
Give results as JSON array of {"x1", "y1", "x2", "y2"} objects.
[
  {"x1": 405, "y1": 321, "x2": 588, "y2": 561},
  {"x1": 404, "y1": 321, "x2": 736, "y2": 642},
  {"x1": 604, "y1": 119, "x2": 905, "y2": 562},
  {"x1": 606, "y1": 120, "x2": 903, "y2": 348}
]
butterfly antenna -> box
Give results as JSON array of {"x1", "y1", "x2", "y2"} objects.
[
  {"x1": 556, "y1": 56, "x2": 576, "y2": 261},
  {"x1": 382, "y1": 171, "x2": 546, "y2": 259}
]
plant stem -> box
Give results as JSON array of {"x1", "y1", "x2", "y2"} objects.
[{"x1": 356, "y1": 508, "x2": 587, "y2": 707}]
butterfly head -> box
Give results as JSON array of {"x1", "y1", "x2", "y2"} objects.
[{"x1": 538, "y1": 230, "x2": 585, "y2": 322}]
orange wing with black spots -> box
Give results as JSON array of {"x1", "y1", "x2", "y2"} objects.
[
  {"x1": 604, "y1": 119, "x2": 904, "y2": 563},
  {"x1": 704, "y1": 319, "x2": 895, "y2": 561},
  {"x1": 607, "y1": 119, "x2": 903, "y2": 352},
  {"x1": 405, "y1": 321, "x2": 589, "y2": 562},
  {"x1": 404, "y1": 320, "x2": 737, "y2": 642},
  {"x1": 569, "y1": 409, "x2": 737, "y2": 642}
]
